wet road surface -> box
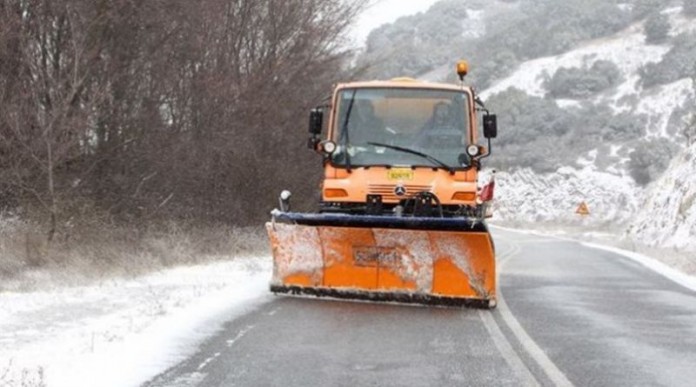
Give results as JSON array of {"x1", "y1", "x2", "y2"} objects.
[{"x1": 145, "y1": 228, "x2": 696, "y2": 387}]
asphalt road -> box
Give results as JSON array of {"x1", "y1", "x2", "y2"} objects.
[{"x1": 144, "y1": 228, "x2": 696, "y2": 387}]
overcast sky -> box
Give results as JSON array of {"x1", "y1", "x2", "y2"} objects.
[{"x1": 350, "y1": 0, "x2": 441, "y2": 47}]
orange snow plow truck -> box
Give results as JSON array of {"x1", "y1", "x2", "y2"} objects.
[{"x1": 266, "y1": 61, "x2": 499, "y2": 308}]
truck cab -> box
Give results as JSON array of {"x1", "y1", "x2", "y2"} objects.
[{"x1": 308, "y1": 65, "x2": 497, "y2": 218}]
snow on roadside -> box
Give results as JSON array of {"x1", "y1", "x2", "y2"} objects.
[
  {"x1": 582, "y1": 241, "x2": 696, "y2": 292},
  {"x1": 491, "y1": 225, "x2": 696, "y2": 292},
  {"x1": 0, "y1": 257, "x2": 272, "y2": 387},
  {"x1": 492, "y1": 166, "x2": 639, "y2": 225}
]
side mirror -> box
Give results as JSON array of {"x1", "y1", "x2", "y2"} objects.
[
  {"x1": 483, "y1": 114, "x2": 497, "y2": 139},
  {"x1": 309, "y1": 109, "x2": 323, "y2": 135}
]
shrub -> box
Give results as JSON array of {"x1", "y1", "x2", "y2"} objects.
[
  {"x1": 545, "y1": 60, "x2": 623, "y2": 99},
  {"x1": 640, "y1": 32, "x2": 696, "y2": 87},
  {"x1": 470, "y1": 50, "x2": 520, "y2": 90},
  {"x1": 644, "y1": 12, "x2": 671, "y2": 44},
  {"x1": 485, "y1": 88, "x2": 651, "y2": 173},
  {"x1": 359, "y1": 0, "x2": 633, "y2": 83},
  {"x1": 631, "y1": 0, "x2": 670, "y2": 20},
  {"x1": 628, "y1": 138, "x2": 677, "y2": 185}
]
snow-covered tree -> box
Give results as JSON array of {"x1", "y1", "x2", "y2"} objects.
[
  {"x1": 644, "y1": 12, "x2": 670, "y2": 44},
  {"x1": 629, "y1": 139, "x2": 677, "y2": 185},
  {"x1": 544, "y1": 60, "x2": 623, "y2": 98},
  {"x1": 684, "y1": 0, "x2": 696, "y2": 16},
  {"x1": 631, "y1": 0, "x2": 668, "y2": 20}
]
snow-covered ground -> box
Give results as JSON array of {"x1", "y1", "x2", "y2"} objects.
[
  {"x1": 490, "y1": 166, "x2": 639, "y2": 225},
  {"x1": 0, "y1": 257, "x2": 272, "y2": 387},
  {"x1": 1, "y1": 230, "x2": 692, "y2": 387}
]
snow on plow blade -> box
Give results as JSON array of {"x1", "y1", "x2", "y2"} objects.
[{"x1": 266, "y1": 213, "x2": 496, "y2": 309}]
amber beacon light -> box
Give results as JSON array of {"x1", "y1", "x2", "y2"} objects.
[{"x1": 456, "y1": 60, "x2": 469, "y2": 81}]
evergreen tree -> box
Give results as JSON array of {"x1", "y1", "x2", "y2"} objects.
[
  {"x1": 684, "y1": 0, "x2": 696, "y2": 16},
  {"x1": 644, "y1": 12, "x2": 670, "y2": 44}
]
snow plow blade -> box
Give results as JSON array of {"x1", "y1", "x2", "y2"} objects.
[{"x1": 266, "y1": 213, "x2": 496, "y2": 309}]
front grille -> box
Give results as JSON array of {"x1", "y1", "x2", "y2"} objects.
[{"x1": 368, "y1": 184, "x2": 432, "y2": 202}]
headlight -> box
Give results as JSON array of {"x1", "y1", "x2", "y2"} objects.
[
  {"x1": 322, "y1": 141, "x2": 337, "y2": 154},
  {"x1": 467, "y1": 144, "x2": 480, "y2": 157}
]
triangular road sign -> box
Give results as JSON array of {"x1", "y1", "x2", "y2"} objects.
[{"x1": 576, "y1": 201, "x2": 590, "y2": 216}]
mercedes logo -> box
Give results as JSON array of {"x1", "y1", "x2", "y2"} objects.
[{"x1": 394, "y1": 185, "x2": 407, "y2": 197}]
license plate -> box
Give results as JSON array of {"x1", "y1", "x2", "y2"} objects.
[{"x1": 388, "y1": 169, "x2": 413, "y2": 181}]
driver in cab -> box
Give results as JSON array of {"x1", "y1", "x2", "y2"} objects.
[{"x1": 413, "y1": 101, "x2": 463, "y2": 148}]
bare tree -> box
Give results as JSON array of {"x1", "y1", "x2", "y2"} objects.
[
  {"x1": 1, "y1": 0, "x2": 368, "y2": 236},
  {"x1": 1, "y1": 1, "x2": 100, "y2": 240}
]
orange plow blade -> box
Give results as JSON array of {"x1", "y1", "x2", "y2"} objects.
[{"x1": 266, "y1": 220, "x2": 496, "y2": 308}]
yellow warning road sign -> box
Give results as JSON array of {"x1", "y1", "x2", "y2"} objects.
[{"x1": 576, "y1": 202, "x2": 590, "y2": 216}]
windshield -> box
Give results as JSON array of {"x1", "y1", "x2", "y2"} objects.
[{"x1": 331, "y1": 87, "x2": 471, "y2": 169}]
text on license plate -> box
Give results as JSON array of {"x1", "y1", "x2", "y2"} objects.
[{"x1": 387, "y1": 169, "x2": 413, "y2": 181}]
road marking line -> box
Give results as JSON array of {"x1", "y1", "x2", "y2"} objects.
[
  {"x1": 478, "y1": 310, "x2": 540, "y2": 387},
  {"x1": 477, "y1": 241, "x2": 542, "y2": 385},
  {"x1": 496, "y1": 239, "x2": 575, "y2": 387},
  {"x1": 226, "y1": 325, "x2": 255, "y2": 347},
  {"x1": 193, "y1": 325, "x2": 257, "y2": 375},
  {"x1": 496, "y1": 296, "x2": 573, "y2": 387},
  {"x1": 515, "y1": 239, "x2": 565, "y2": 244},
  {"x1": 498, "y1": 242, "x2": 521, "y2": 264},
  {"x1": 197, "y1": 351, "x2": 222, "y2": 371},
  {"x1": 581, "y1": 241, "x2": 696, "y2": 293}
]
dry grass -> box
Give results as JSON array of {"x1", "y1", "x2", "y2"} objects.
[{"x1": 0, "y1": 214, "x2": 269, "y2": 292}]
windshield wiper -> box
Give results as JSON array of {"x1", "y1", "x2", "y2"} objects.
[
  {"x1": 367, "y1": 142, "x2": 454, "y2": 174},
  {"x1": 339, "y1": 90, "x2": 358, "y2": 172}
]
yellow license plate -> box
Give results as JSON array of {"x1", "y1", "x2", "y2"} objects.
[{"x1": 388, "y1": 169, "x2": 414, "y2": 181}]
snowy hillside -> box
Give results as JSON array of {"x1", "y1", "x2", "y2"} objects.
[
  {"x1": 481, "y1": 22, "x2": 668, "y2": 102},
  {"x1": 475, "y1": 7, "x2": 696, "y2": 255},
  {"x1": 491, "y1": 167, "x2": 639, "y2": 225},
  {"x1": 628, "y1": 143, "x2": 696, "y2": 251},
  {"x1": 361, "y1": 1, "x2": 696, "y2": 256},
  {"x1": 483, "y1": 10, "x2": 695, "y2": 140}
]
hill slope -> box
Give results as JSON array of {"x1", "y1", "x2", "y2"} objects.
[
  {"x1": 628, "y1": 142, "x2": 696, "y2": 251},
  {"x1": 358, "y1": 0, "x2": 696, "y2": 253}
]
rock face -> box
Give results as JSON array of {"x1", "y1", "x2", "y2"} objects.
[{"x1": 627, "y1": 143, "x2": 696, "y2": 251}]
